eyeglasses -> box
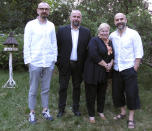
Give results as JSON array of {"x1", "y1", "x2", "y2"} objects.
[{"x1": 38, "y1": 8, "x2": 49, "y2": 11}]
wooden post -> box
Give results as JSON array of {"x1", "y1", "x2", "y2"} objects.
[
  {"x1": 2, "y1": 52, "x2": 16, "y2": 88},
  {"x1": 2, "y1": 32, "x2": 18, "y2": 88}
]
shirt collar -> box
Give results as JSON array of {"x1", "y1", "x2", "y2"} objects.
[
  {"x1": 116, "y1": 26, "x2": 128, "y2": 36},
  {"x1": 37, "y1": 17, "x2": 48, "y2": 24}
]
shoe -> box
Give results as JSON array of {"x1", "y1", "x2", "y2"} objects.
[
  {"x1": 99, "y1": 113, "x2": 106, "y2": 120},
  {"x1": 127, "y1": 120, "x2": 135, "y2": 129},
  {"x1": 73, "y1": 111, "x2": 81, "y2": 116},
  {"x1": 113, "y1": 114, "x2": 126, "y2": 120},
  {"x1": 42, "y1": 109, "x2": 53, "y2": 121},
  {"x1": 29, "y1": 112, "x2": 37, "y2": 124},
  {"x1": 89, "y1": 117, "x2": 95, "y2": 123},
  {"x1": 57, "y1": 111, "x2": 64, "y2": 117}
]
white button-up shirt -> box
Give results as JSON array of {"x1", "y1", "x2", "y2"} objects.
[
  {"x1": 70, "y1": 27, "x2": 79, "y2": 61},
  {"x1": 109, "y1": 27, "x2": 143, "y2": 71},
  {"x1": 24, "y1": 19, "x2": 57, "y2": 68}
]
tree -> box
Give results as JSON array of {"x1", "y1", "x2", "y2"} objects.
[
  {"x1": 76, "y1": 0, "x2": 152, "y2": 38},
  {"x1": 76, "y1": 0, "x2": 152, "y2": 64},
  {"x1": 44, "y1": 0, "x2": 74, "y2": 27},
  {"x1": 0, "y1": 0, "x2": 40, "y2": 33},
  {"x1": 0, "y1": 0, "x2": 75, "y2": 33}
]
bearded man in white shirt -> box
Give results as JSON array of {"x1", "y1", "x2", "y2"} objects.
[
  {"x1": 109, "y1": 13, "x2": 143, "y2": 129},
  {"x1": 24, "y1": 2, "x2": 57, "y2": 124}
]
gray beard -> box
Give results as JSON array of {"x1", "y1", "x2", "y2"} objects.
[{"x1": 73, "y1": 21, "x2": 80, "y2": 27}]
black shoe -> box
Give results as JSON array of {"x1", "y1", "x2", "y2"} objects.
[
  {"x1": 57, "y1": 111, "x2": 64, "y2": 117},
  {"x1": 73, "y1": 111, "x2": 81, "y2": 116}
]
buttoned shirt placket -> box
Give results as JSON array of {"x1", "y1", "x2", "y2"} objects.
[
  {"x1": 42, "y1": 23, "x2": 47, "y2": 67},
  {"x1": 118, "y1": 36, "x2": 121, "y2": 72},
  {"x1": 70, "y1": 27, "x2": 79, "y2": 61}
]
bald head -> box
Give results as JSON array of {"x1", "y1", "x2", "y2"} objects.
[
  {"x1": 38, "y1": 2, "x2": 50, "y2": 9},
  {"x1": 114, "y1": 13, "x2": 127, "y2": 31},
  {"x1": 114, "y1": 13, "x2": 126, "y2": 20},
  {"x1": 37, "y1": 2, "x2": 50, "y2": 20}
]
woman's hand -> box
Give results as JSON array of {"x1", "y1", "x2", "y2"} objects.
[
  {"x1": 98, "y1": 60, "x2": 108, "y2": 69},
  {"x1": 98, "y1": 60, "x2": 113, "y2": 72},
  {"x1": 106, "y1": 63, "x2": 112, "y2": 72},
  {"x1": 106, "y1": 59, "x2": 113, "y2": 72}
]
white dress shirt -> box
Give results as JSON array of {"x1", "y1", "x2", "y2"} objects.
[
  {"x1": 109, "y1": 27, "x2": 144, "y2": 71},
  {"x1": 24, "y1": 19, "x2": 57, "y2": 68},
  {"x1": 70, "y1": 27, "x2": 79, "y2": 61}
]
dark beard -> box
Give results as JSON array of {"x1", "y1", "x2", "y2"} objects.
[
  {"x1": 41, "y1": 13, "x2": 48, "y2": 19},
  {"x1": 116, "y1": 22, "x2": 126, "y2": 30},
  {"x1": 73, "y1": 21, "x2": 80, "y2": 27},
  {"x1": 42, "y1": 16, "x2": 48, "y2": 19}
]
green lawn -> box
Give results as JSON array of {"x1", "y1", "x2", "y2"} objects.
[{"x1": 0, "y1": 65, "x2": 152, "y2": 131}]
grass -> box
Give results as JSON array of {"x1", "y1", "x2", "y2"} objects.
[{"x1": 0, "y1": 65, "x2": 152, "y2": 131}]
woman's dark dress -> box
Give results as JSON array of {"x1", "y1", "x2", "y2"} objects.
[{"x1": 84, "y1": 36, "x2": 114, "y2": 117}]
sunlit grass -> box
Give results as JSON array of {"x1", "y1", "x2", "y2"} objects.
[{"x1": 0, "y1": 64, "x2": 152, "y2": 131}]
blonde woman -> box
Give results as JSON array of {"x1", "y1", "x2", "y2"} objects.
[{"x1": 84, "y1": 23, "x2": 114, "y2": 123}]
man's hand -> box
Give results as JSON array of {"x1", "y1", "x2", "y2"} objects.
[
  {"x1": 26, "y1": 63, "x2": 30, "y2": 68},
  {"x1": 134, "y1": 58, "x2": 141, "y2": 72}
]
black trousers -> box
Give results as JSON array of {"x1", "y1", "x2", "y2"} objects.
[
  {"x1": 58, "y1": 61, "x2": 82, "y2": 112},
  {"x1": 112, "y1": 67, "x2": 140, "y2": 110},
  {"x1": 85, "y1": 82, "x2": 107, "y2": 117}
]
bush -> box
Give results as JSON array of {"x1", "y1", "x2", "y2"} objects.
[{"x1": 143, "y1": 42, "x2": 152, "y2": 63}]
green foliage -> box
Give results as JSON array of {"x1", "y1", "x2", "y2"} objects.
[
  {"x1": 49, "y1": 2, "x2": 72, "y2": 26},
  {"x1": 77, "y1": 0, "x2": 152, "y2": 37},
  {"x1": 0, "y1": 0, "x2": 75, "y2": 33},
  {"x1": 0, "y1": 0, "x2": 40, "y2": 33},
  {"x1": 143, "y1": 42, "x2": 152, "y2": 64},
  {"x1": 0, "y1": 35, "x2": 8, "y2": 69},
  {"x1": 0, "y1": 36, "x2": 5, "y2": 51},
  {"x1": 44, "y1": 0, "x2": 74, "y2": 26}
]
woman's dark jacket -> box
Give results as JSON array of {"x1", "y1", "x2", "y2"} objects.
[{"x1": 83, "y1": 37, "x2": 114, "y2": 85}]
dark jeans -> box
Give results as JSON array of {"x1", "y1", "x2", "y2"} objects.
[
  {"x1": 85, "y1": 82, "x2": 107, "y2": 117},
  {"x1": 58, "y1": 61, "x2": 82, "y2": 112},
  {"x1": 112, "y1": 67, "x2": 140, "y2": 110}
]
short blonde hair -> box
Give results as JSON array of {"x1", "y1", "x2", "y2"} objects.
[{"x1": 98, "y1": 23, "x2": 110, "y2": 33}]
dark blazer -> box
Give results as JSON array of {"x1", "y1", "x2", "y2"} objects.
[
  {"x1": 84, "y1": 37, "x2": 114, "y2": 85},
  {"x1": 56, "y1": 25, "x2": 91, "y2": 75}
]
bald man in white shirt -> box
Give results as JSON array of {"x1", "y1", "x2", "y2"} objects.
[
  {"x1": 24, "y1": 2, "x2": 57, "y2": 124},
  {"x1": 109, "y1": 13, "x2": 143, "y2": 129}
]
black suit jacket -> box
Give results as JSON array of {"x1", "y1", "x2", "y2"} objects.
[
  {"x1": 56, "y1": 25, "x2": 91, "y2": 75},
  {"x1": 83, "y1": 37, "x2": 114, "y2": 85}
]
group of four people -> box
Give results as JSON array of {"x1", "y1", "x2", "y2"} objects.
[{"x1": 23, "y1": 2, "x2": 143, "y2": 129}]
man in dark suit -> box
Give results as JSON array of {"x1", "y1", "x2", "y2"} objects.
[{"x1": 56, "y1": 10, "x2": 91, "y2": 117}]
